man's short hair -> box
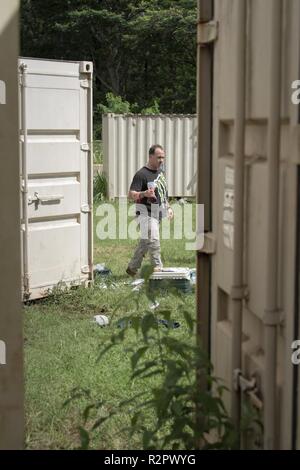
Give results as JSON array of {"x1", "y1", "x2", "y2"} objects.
[{"x1": 149, "y1": 144, "x2": 163, "y2": 156}]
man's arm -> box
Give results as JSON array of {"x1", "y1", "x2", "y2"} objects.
[
  {"x1": 128, "y1": 189, "x2": 145, "y2": 202},
  {"x1": 128, "y1": 172, "x2": 154, "y2": 202},
  {"x1": 128, "y1": 189, "x2": 154, "y2": 202}
]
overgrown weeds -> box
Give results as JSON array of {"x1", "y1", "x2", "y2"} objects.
[{"x1": 65, "y1": 267, "x2": 236, "y2": 450}]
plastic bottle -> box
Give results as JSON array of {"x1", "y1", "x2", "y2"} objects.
[{"x1": 147, "y1": 181, "x2": 157, "y2": 203}]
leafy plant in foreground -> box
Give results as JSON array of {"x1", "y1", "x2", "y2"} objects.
[{"x1": 65, "y1": 266, "x2": 236, "y2": 449}]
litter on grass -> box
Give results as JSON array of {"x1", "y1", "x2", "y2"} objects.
[
  {"x1": 94, "y1": 264, "x2": 112, "y2": 276},
  {"x1": 94, "y1": 268, "x2": 196, "y2": 292},
  {"x1": 149, "y1": 268, "x2": 192, "y2": 293},
  {"x1": 131, "y1": 279, "x2": 145, "y2": 291},
  {"x1": 189, "y1": 269, "x2": 196, "y2": 285},
  {"x1": 94, "y1": 314, "x2": 109, "y2": 326},
  {"x1": 149, "y1": 301, "x2": 160, "y2": 310},
  {"x1": 158, "y1": 319, "x2": 181, "y2": 329},
  {"x1": 117, "y1": 317, "x2": 180, "y2": 330}
]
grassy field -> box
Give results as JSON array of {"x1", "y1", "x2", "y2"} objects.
[{"x1": 24, "y1": 201, "x2": 196, "y2": 449}]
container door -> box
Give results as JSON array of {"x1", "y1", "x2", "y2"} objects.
[
  {"x1": 19, "y1": 58, "x2": 93, "y2": 300},
  {"x1": 294, "y1": 166, "x2": 300, "y2": 449}
]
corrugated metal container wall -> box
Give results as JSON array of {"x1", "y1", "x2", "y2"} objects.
[
  {"x1": 203, "y1": 0, "x2": 300, "y2": 450},
  {"x1": 19, "y1": 58, "x2": 93, "y2": 300},
  {"x1": 0, "y1": 0, "x2": 24, "y2": 450},
  {"x1": 102, "y1": 114, "x2": 197, "y2": 198}
]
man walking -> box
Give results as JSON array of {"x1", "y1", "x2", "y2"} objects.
[{"x1": 126, "y1": 144, "x2": 173, "y2": 277}]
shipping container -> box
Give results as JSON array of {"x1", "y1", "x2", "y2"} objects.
[
  {"x1": 197, "y1": 0, "x2": 300, "y2": 450},
  {"x1": 102, "y1": 113, "x2": 197, "y2": 199},
  {"x1": 0, "y1": 0, "x2": 24, "y2": 450},
  {"x1": 18, "y1": 58, "x2": 93, "y2": 300}
]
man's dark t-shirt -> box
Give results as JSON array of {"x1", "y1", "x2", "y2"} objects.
[{"x1": 130, "y1": 166, "x2": 168, "y2": 219}]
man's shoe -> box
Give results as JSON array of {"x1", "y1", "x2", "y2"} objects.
[{"x1": 126, "y1": 267, "x2": 137, "y2": 277}]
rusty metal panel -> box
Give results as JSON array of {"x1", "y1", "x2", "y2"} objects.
[{"x1": 103, "y1": 114, "x2": 197, "y2": 198}]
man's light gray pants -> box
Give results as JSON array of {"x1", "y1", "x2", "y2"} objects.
[{"x1": 128, "y1": 215, "x2": 163, "y2": 273}]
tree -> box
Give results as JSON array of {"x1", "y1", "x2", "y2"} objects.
[
  {"x1": 123, "y1": 0, "x2": 197, "y2": 112},
  {"x1": 21, "y1": 0, "x2": 197, "y2": 132}
]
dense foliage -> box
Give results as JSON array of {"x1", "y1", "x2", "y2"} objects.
[{"x1": 21, "y1": 0, "x2": 197, "y2": 135}]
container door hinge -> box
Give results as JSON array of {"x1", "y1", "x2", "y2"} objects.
[
  {"x1": 233, "y1": 369, "x2": 263, "y2": 410},
  {"x1": 81, "y1": 204, "x2": 91, "y2": 214},
  {"x1": 197, "y1": 20, "x2": 218, "y2": 45},
  {"x1": 80, "y1": 79, "x2": 91, "y2": 89},
  {"x1": 263, "y1": 309, "x2": 284, "y2": 326},
  {"x1": 81, "y1": 265, "x2": 91, "y2": 274},
  {"x1": 199, "y1": 232, "x2": 216, "y2": 254},
  {"x1": 80, "y1": 61, "x2": 93, "y2": 74},
  {"x1": 81, "y1": 143, "x2": 91, "y2": 151}
]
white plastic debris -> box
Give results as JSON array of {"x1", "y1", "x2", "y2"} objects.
[
  {"x1": 189, "y1": 269, "x2": 196, "y2": 285},
  {"x1": 94, "y1": 264, "x2": 112, "y2": 276},
  {"x1": 178, "y1": 198, "x2": 187, "y2": 205},
  {"x1": 149, "y1": 301, "x2": 160, "y2": 310},
  {"x1": 131, "y1": 279, "x2": 145, "y2": 287},
  {"x1": 151, "y1": 268, "x2": 191, "y2": 280},
  {"x1": 131, "y1": 279, "x2": 145, "y2": 291},
  {"x1": 99, "y1": 284, "x2": 108, "y2": 289},
  {"x1": 94, "y1": 314, "x2": 109, "y2": 326}
]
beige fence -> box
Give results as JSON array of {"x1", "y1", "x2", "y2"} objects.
[{"x1": 102, "y1": 114, "x2": 197, "y2": 199}]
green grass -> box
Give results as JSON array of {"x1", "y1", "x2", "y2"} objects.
[
  {"x1": 93, "y1": 140, "x2": 103, "y2": 164},
  {"x1": 93, "y1": 173, "x2": 108, "y2": 201},
  {"x1": 24, "y1": 201, "x2": 196, "y2": 449},
  {"x1": 93, "y1": 200, "x2": 196, "y2": 275}
]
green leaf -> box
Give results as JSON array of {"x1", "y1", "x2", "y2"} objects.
[
  {"x1": 92, "y1": 413, "x2": 115, "y2": 431},
  {"x1": 78, "y1": 427, "x2": 90, "y2": 450},
  {"x1": 131, "y1": 346, "x2": 149, "y2": 369},
  {"x1": 183, "y1": 309, "x2": 195, "y2": 333}
]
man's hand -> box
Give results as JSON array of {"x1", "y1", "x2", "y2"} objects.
[{"x1": 143, "y1": 188, "x2": 155, "y2": 198}]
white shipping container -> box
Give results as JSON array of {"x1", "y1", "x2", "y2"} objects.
[
  {"x1": 19, "y1": 58, "x2": 93, "y2": 300},
  {"x1": 0, "y1": 0, "x2": 24, "y2": 450}
]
